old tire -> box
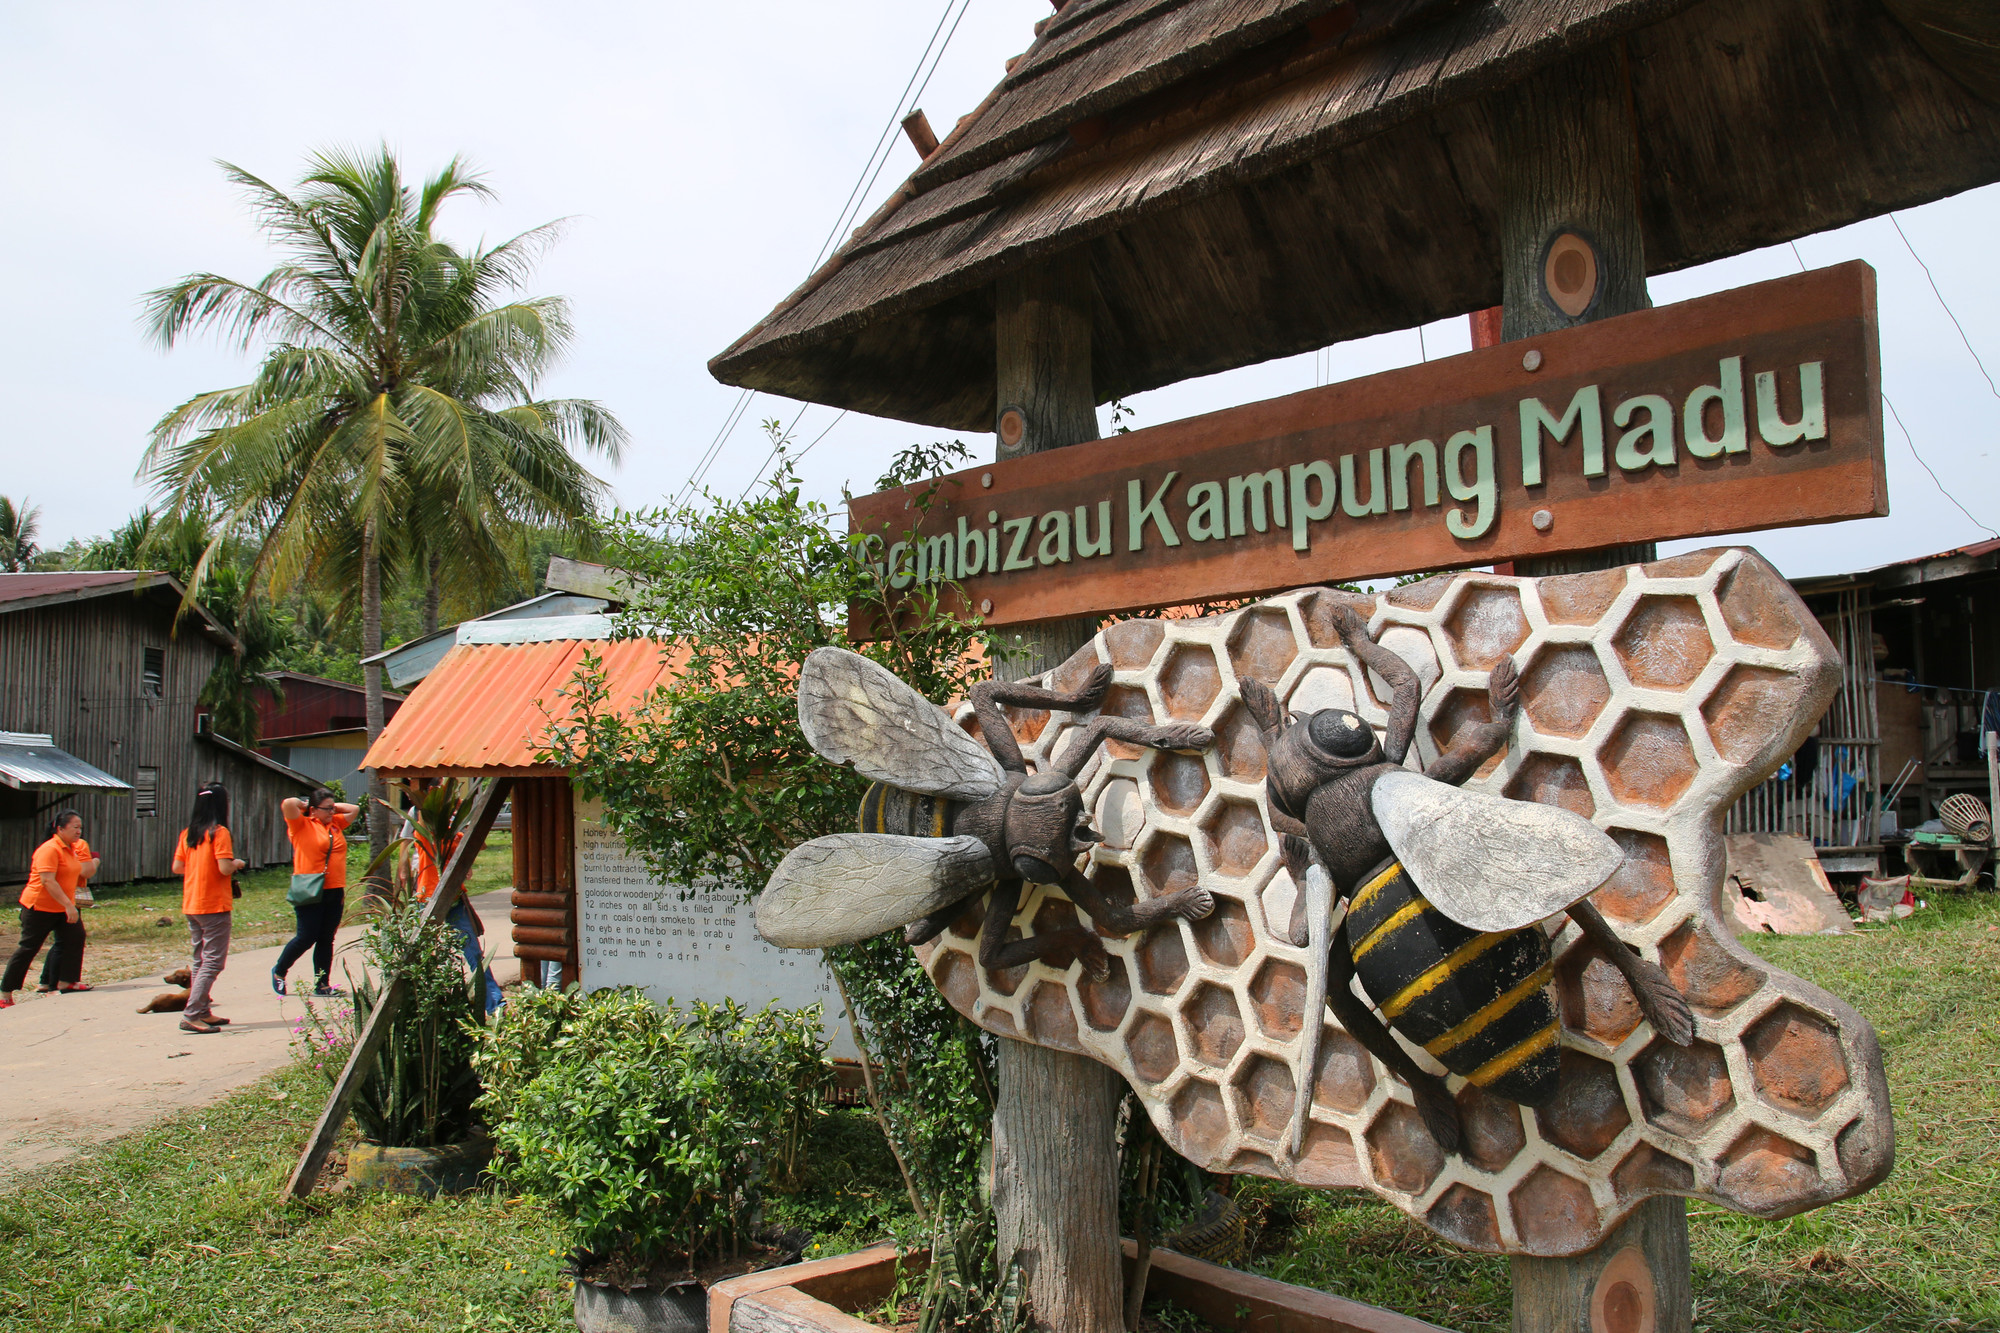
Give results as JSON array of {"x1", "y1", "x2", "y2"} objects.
[
  {"x1": 573, "y1": 1282, "x2": 706, "y2": 1333},
  {"x1": 343, "y1": 1131, "x2": 492, "y2": 1197}
]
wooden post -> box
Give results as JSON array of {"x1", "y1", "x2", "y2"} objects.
[
  {"x1": 282, "y1": 776, "x2": 512, "y2": 1199},
  {"x1": 1496, "y1": 42, "x2": 1685, "y2": 1332},
  {"x1": 992, "y1": 249, "x2": 1128, "y2": 1333}
]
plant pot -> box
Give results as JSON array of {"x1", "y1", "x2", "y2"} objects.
[
  {"x1": 574, "y1": 1281, "x2": 707, "y2": 1333},
  {"x1": 344, "y1": 1130, "x2": 492, "y2": 1196}
]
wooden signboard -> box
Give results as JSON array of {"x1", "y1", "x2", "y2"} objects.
[{"x1": 848, "y1": 264, "x2": 1883, "y2": 629}]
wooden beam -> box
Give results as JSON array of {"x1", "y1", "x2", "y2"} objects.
[{"x1": 282, "y1": 776, "x2": 513, "y2": 1199}]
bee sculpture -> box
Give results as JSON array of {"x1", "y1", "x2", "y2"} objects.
[
  {"x1": 755, "y1": 647, "x2": 1219, "y2": 974},
  {"x1": 1246, "y1": 603, "x2": 1697, "y2": 1156}
]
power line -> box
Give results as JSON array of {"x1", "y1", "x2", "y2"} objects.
[{"x1": 1889, "y1": 212, "x2": 2000, "y2": 403}]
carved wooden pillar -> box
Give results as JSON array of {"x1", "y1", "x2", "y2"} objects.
[
  {"x1": 1496, "y1": 42, "x2": 1686, "y2": 1333},
  {"x1": 1499, "y1": 41, "x2": 1657, "y2": 578},
  {"x1": 992, "y1": 249, "x2": 1127, "y2": 1333}
]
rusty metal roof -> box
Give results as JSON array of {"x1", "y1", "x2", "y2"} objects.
[
  {"x1": 361, "y1": 638, "x2": 685, "y2": 777},
  {"x1": 0, "y1": 571, "x2": 239, "y2": 648}
]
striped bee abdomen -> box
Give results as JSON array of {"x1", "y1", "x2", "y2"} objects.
[
  {"x1": 858, "y1": 782, "x2": 954, "y2": 839},
  {"x1": 1345, "y1": 857, "x2": 1560, "y2": 1107}
]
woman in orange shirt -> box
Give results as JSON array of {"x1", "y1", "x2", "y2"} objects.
[
  {"x1": 273, "y1": 787, "x2": 359, "y2": 996},
  {"x1": 35, "y1": 833, "x2": 99, "y2": 992},
  {"x1": 172, "y1": 783, "x2": 243, "y2": 1034},
  {"x1": 1, "y1": 811, "x2": 90, "y2": 1007}
]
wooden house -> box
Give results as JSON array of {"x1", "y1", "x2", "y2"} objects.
[
  {"x1": 253, "y1": 670, "x2": 404, "y2": 799},
  {"x1": 0, "y1": 571, "x2": 313, "y2": 884}
]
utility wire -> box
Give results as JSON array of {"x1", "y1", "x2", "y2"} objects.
[
  {"x1": 684, "y1": 0, "x2": 972, "y2": 507},
  {"x1": 1793, "y1": 238, "x2": 2000, "y2": 541},
  {"x1": 1890, "y1": 212, "x2": 2000, "y2": 403}
]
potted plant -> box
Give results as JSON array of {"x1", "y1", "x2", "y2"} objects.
[{"x1": 476, "y1": 985, "x2": 834, "y2": 1332}]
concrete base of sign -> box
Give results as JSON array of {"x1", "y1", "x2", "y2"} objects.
[
  {"x1": 706, "y1": 1241, "x2": 1451, "y2": 1333},
  {"x1": 343, "y1": 1131, "x2": 492, "y2": 1197}
]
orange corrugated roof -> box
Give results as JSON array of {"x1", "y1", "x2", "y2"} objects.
[{"x1": 362, "y1": 638, "x2": 685, "y2": 777}]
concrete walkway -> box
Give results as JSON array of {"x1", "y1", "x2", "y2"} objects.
[{"x1": 0, "y1": 890, "x2": 517, "y2": 1184}]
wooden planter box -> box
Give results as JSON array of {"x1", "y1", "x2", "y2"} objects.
[{"x1": 708, "y1": 1241, "x2": 1452, "y2": 1333}]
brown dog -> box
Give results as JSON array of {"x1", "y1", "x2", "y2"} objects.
[{"x1": 138, "y1": 968, "x2": 193, "y2": 1014}]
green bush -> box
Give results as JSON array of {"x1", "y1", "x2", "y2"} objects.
[{"x1": 475, "y1": 986, "x2": 833, "y2": 1266}]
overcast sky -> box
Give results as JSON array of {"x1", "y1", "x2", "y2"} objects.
[{"x1": 5, "y1": 1, "x2": 1995, "y2": 581}]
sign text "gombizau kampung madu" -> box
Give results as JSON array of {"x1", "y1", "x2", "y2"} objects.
[{"x1": 846, "y1": 264, "x2": 1885, "y2": 629}]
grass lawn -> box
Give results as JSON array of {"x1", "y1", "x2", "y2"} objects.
[
  {"x1": 3, "y1": 887, "x2": 1992, "y2": 1333},
  {"x1": 71, "y1": 832, "x2": 516, "y2": 985},
  {"x1": 1239, "y1": 889, "x2": 2000, "y2": 1331}
]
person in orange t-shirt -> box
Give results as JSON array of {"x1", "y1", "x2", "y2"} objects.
[
  {"x1": 36, "y1": 834, "x2": 100, "y2": 992},
  {"x1": 273, "y1": 787, "x2": 359, "y2": 997},
  {"x1": 408, "y1": 804, "x2": 502, "y2": 1015},
  {"x1": 2, "y1": 811, "x2": 89, "y2": 1006},
  {"x1": 171, "y1": 783, "x2": 244, "y2": 1034}
]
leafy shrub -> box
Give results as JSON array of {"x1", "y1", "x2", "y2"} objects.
[{"x1": 475, "y1": 987, "x2": 833, "y2": 1266}]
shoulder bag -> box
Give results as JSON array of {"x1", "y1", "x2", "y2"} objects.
[{"x1": 288, "y1": 823, "x2": 332, "y2": 905}]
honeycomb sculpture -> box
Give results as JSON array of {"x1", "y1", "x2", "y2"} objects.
[{"x1": 914, "y1": 547, "x2": 1893, "y2": 1256}]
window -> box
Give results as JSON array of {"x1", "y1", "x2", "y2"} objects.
[
  {"x1": 135, "y1": 766, "x2": 159, "y2": 817},
  {"x1": 141, "y1": 647, "x2": 165, "y2": 698}
]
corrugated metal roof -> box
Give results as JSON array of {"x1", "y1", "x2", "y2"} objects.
[
  {"x1": 0, "y1": 570, "x2": 239, "y2": 648},
  {"x1": 361, "y1": 638, "x2": 685, "y2": 777},
  {"x1": 0, "y1": 735, "x2": 134, "y2": 792}
]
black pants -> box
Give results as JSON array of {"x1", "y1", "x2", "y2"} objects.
[
  {"x1": 274, "y1": 888, "x2": 346, "y2": 988},
  {"x1": 3, "y1": 908, "x2": 83, "y2": 992}
]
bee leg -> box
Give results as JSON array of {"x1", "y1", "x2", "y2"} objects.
[
  {"x1": 978, "y1": 880, "x2": 1112, "y2": 981},
  {"x1": 905, "y1": 892, "x2": 977, "y2": 947},
  {"x1": 1321, "y1": 936, "x2": 1463, "y2": 1155},
  {"x1": 1060, "y1": 864, "x2": 1212, "y2": 935},
  {"x1": 1567, "y1": 900, "x2": 1696, "y2": 1046},
  {"x1": 1054, "y1": 715, "x2": 1214, "y2": 778}
]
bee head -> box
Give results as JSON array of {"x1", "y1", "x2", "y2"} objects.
[
  {"x1": 1005, "y1": 771, "x2": 1085, "y2": 884},
  {"x1": 1263, "y1": 708, "x2": 1382, "y2": 816},
  {"x1": 1307, "y1": 709, "x2": 1378, "y2": 761}
]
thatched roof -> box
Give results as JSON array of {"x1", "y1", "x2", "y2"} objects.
[{"x1": 712, "y1": 0, "x2": 2000, "y2": 430}]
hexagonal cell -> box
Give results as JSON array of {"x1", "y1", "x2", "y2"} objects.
[
  {"x1": 984, "y1": 928, "x2": 1027, "y2": 996},
  {"x1": 1537, "y1": 567, "x2": 1627, "y2": 627},
  {"x1": 1385, "y1": 575, "x2": 1456, "y2": 611},
  {"x1": 1508, "y1": 1163, "x2": 1602, "y2": 1256},
  {"x1": 1102, "y1": 619, "x2": 1166, "y2": 669},
  {"x1": 1611, "y1": 1142, "x2": 1695, "y2": 1200},
  {"x1": 1032, "y1": 895, "x2": 1080, "y2": 939},
  {"x1": 933, "y1": 949, "x2": 979, "y2": 1015},
  {"x1": 1134, "y1": 926, "x2": 1189, "y2": 997},
  {"x1": 1520, "y1": 645, "x2": 1612, "y2": 739},
  {"x1": 1185, "y1": 982, "x2": 1246, "y2": 1067},
  {"x1": 1228, "y1": 607, "x2": 1299, "y2": 685},
  {"x1": 1504, "y1": 753, "x2": 1596, "y2": 818},
  {"x1": 1301, "y1": 589, "x2": 1378, "y2": 642},
  {"x1": 1125, "y1": 1010, "x2": 1181, "y2": 1083},
  {"x1": 1613, "y1": 595, "x2": 1714, "y2": 691},
  {"x1": 1425, "y1": 686, "x2": 1508, "y2": 780},
  {"x1": 1095, "y1": 778, "x2": 1144, "y2": 849},
  {"x1": 1232, "y1": 1055, "x2": 1296, "y2": 1142},
  {"x1": 1534, "y1": 1051, "x2": 1631, "y2": 1160},
  {"x1": 1701, "y1": 665, "x2": 1796, "y2": 765},
  {"x1": 1170, "y1": 1079, "x2": 1232, "y2": 1157},
  {"x1": 1023, "y1": 981, "x2": 1083, "y2": 1052},
  {"x1": 980, "y1": 1007, "x2": 1019, "y2": 1037},
  {"x1": 1444, "y1": 584, "x2": 1530, "y2": 670},
  {"x1": 1202, "y1": 800, "x2": 1269, "y2": 878},
  {"x1": 1377, "y1": 626, "x2": 1442, "y2": 697},
  {"x1": 1717, "y1": 1126, "x2": 1822, "y2": 1213},
  {"x1": 1212, "y1": 702, "x2": 1267, "y2": 781},
  {"x1": 1193, "y1": 895, "x2": 1255, "y2": 968},
  {"x1": 1287, "y1": 664, "x2": 1357, "y2": 714},
  {"x1": 1427, "y1": 1183, "x2": 1502, "y2": 1251},
  {"x1": 1365, "y1": 1101, "x2": 1445, "y2": 1194},
  {"x1": 1159, "y1": 643, "x2": 1224, "y2": 721},
  {"x1": 1743, "y1": 1001, "x2": 1850, "y2": 1117},
  {"x1": 1658, "y1": 920, "x2": 1764, "y2": 1016},
  {"x1": 1635, "y1": 1036, "x2": 1736, "y2": 1135},
  {"x1": 1148, "y1": 751, "x2": 1210, "y2": 817},
  {"x1": 1051, "y1": 645, "x2": 1104, "y2": 697},
  {"x1": 1641, "y1": 550, "x2": 1721, "y2": 579},
  {"x1": 1555, "y1": 943, "x2": 1642, "y2": 1047},
  {"x1": 1293, "y1": 1122, "x2": 1361, "y2": 1188},
  {"x1": 1247, "y1": 957, "x2": 1307, "y2": 1040},
  {"x1": 1003, "y1": 705, "x2": 1052, "y2": 747},
  {"x1": 1716, "y1": 558, "x2": 1803, "y2": 650},
  {"x1": 1310, "y1": 1026, "x2": 1376, "y2": 1112},
  {"x1": 1099, "y1": 683, "x2": 1157, "y2": 759},
  {"x1": 947, "y1": 892, "x2": 988, "y2": 941},
  {"x1": 1141, "y1": 832, "x2": 1198, "y2": 899},
  {"x1": 1087, "y1": 865, "x2": 1138, "y2": 937},
  {"x1": 1078, "y1": 954, "x2": 1131, "y2": 1032},
  {"x1": 1229, "y1": 1149, "x2": 1281, "y2": 1176},
  {"x1": 1455, "y1": 1083, "x2": 1527, "y2": 1173},
  {"x1": 1591, "y1": 829, "x2": 1677, "y2": 926},
  {"x1": 1601, "y1": 711, "x2": 1699, "y2": 810}
]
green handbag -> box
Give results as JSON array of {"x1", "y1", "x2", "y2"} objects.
[{"x1": 287, "y1": 872, "x2": 326, "y2": 905}]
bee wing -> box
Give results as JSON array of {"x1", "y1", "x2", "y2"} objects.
[
  {"x1": 799, "y1": 647, "x2": 1003, "y2": 800},
  {"x1": 1370, "y1": 770, "x2": 1621, "y2": 932},
  {"x1": 755, "y1": 833, "x2": 994, "y2": 948}
]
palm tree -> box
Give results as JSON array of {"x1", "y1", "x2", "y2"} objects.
[
  {"x1": 141, "y1": 147, "x2": 625, "y2": 864},
  {"x1": 0, "y1": 496, "x2": 42, "y2": 571}
]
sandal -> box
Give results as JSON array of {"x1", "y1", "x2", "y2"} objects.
[
  {"x1": 59, "y1": 983, "x2": 93, "y2": 993},
  {"x1": 35, "y1": 986, "x2": 55, "y2": 994},
  {"x1": 179, "y1": 1017, "x2": 219, "y2": 1034},
  {"x1": 0, "y1": 995, "x2": 14, "y2": 1009}
]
